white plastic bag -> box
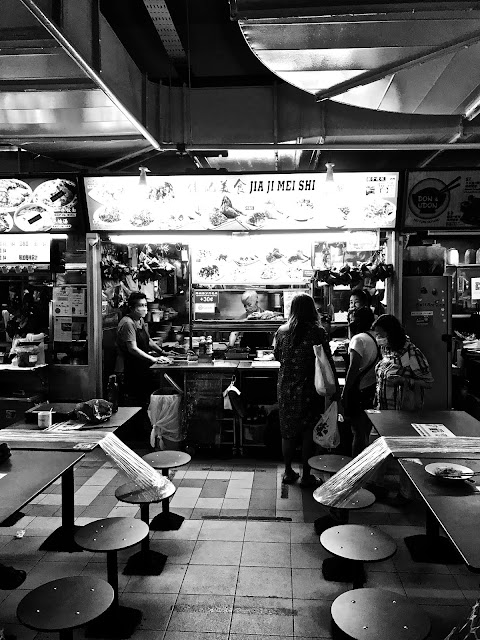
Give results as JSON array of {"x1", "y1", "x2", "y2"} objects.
[
  {"x1": 313, "y1": 401, "x2": 340, "y2": 449},
  {"x1": 313, "y1": 344, "x2": 336, "y2": 396},
  {"x1": 148, "y1": 391, "x2": 183, "y2": 449}
]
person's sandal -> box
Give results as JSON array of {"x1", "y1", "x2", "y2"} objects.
[
  {"x1": 300, "y1": 474, "x2": 323, "y2": 489},
  {"x1": 282, "y1": 470, "x2": 300, "y2": 484}
]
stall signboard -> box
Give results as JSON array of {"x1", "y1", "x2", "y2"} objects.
[
  {"x1": 194, "y1": 291, "x2": 219, "y2": 317},
  {"x1": 405, "y1": 170, "x2": 480, "y2": 229},
  {"x1": 191, "y1": 233, "x2": 313, "y2": 285},
  {"x1": 53, "y1": 286, "x2": 86, "y2": 317},
  {"x1": 0, "y1": 176, "x2": 80, "y2": 234},
  {"x1": 83, "y1": 172, "x2": 399, "y2": 232},
  {"x1": 0, "y1": 234, "x2": 50, "y2": 263}
]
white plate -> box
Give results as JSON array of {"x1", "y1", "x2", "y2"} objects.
[
  {"x1": 14, "y1": 203, "x2": 55, "y2": 232},
  {"x1": 93, "y1": 205, "x2": 124, "y2": 226},
  {"x1": 33, "y1": 179, "x2": 77, "y2": 210},
  {"x1": 0, "y1": 212, "x2": 13, "y2": 233},
  {"x1": 0, "y1": 179, "x2": 32, "y2": 212},
  {"x1": 425, "y1": 462, "x2": 474, "y2": 480}
]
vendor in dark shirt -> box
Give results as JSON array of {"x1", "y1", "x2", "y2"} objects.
[
  {"x1": 116, "y1": 292, "x2": 171, "y2": 405},
  {"x1": 229, "y1": 290, "x2": 272, "y2": 351}
]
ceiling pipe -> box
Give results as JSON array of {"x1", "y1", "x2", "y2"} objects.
[
  {"x1": 18, "y1": 0, "x2": 161, "y2": 151},
  {"x1": 148, "y1": 142, "x2": 480, "y2": 151},
  {"x1": 417, "y1": 130, "x2": 463, "y2": 168}
]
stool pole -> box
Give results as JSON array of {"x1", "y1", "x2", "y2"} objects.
[
  {"x1": 59, "y1": 629, "x2": 74, "y2": 640},
  {"x1": 106, "y1": 550, "x2": 119, "y2": 610},
  {"x1": 139, "y1": 504, "x2": 150, "y2": 554},
  {"x1": 161, "y1": 469, "x2": 170, "y2": 515},
  {"x1": 352, "y1": 560, "x2": 366, "y2": 589}
]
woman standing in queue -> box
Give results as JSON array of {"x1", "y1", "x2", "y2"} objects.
[
  {"x1": 116, "y1": 292, "x2": 172, "y2": 406},
  {"x1": 274, "y1": 293, "x2": 340, "y2": 487}
]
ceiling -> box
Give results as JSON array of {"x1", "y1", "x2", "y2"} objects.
[{"x1": 1, "y1": 0, "x2": 480, "y2": 173}]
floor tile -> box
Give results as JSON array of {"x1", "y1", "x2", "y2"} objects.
[
  {"x1": 290, "y1": 523, "x2": 319, "y2": 544},
  {"x1": 223, "y1": 499, "x2": 250, "y2": 510},
  {"x1": 452, "y1": 572, "x2": 480, "y2": 600},
  {"x1": 293, "y1": 598, "x2": 333, "y2": 638},
  {"x1": 180, "y1": 564, "x2": 239, "y2": 595},
  {"x1": 168, "y1": 594, "x2": 234, "y2": 633},
  {"x1": 231, "y1": 596, "x2": 294, "y2": 636},
  {"x1": 198, "y1": 520, "x2": 246, "y2": 541},
  {"x1": 241, "y1": 541, "x2": 291, "y2": 568},
  {"x1": 247, "y1": 509, "x2": 277, "y2": 519},
  {"x1": 236, "y1": 566, "x2": 292, "y2": 598},
  {"x1": 82, "y1": 559, "x2": 130, "y2": 592},
  {"x1": 152, "y1": 539, "x2": 196, "y2": 564},
  {"x1": 180, "y1": 479, "x2": 206, "y2": 489},
  {"x1": 124, "y1": 563, "x2": 187, "y2": 594},
  {"x1": 291, "y1": 543, "x2": 331, "y2": 569},
  {"x1": 393, "y1": 547, "x2": 452, "y2": 574},
  {"x1": 207, "y1": 471, "x2": 232, "y2": 480},
  {"x1": 196, "y1": 498, "x2": 225, "y2": 509},
  {"x1": 225, "y1": 487, "x2": 252, "y2": 500},
  {"x1": 184, "y1": 471, "x2": 209, "y2": 479},
  {"x1": 122, "y1": 591, "x2": 177, "y2": 630},
  {"x1": 419, "y1": 603, "x2": 470, "y2": 640},
  {"x1": 244, "y1": 521, "x2": 290, "y2": 543},
  {"x1": 191, "y1": 508, "x2": 221, "y2": 519},
  {"x1": 153, "y1": 519, "x2": 203, "y2": 541},
  {"x1": 399, "y1": 572, "x2": 467, "y2": 604},
  {"x1": 164, "y1": 633, "x2": 228, "y2": 640},
  {"x1": 292, "y1": 568, "x2": 349, "y2": 600},
  {"x1": 365, "y1": 570, "x2": 407, "y2": 596},
  {"x1": 200, "y1": 480, "x2": 229, "y2": 498},
  {"x1": 276, "y1": 510, "x2": 304, "y2": 522},
  {"x1": 248, "y1": 489, "x2": 277, "y2": 510},
  {"x1": 190, "y1": 540, "x2": 243, "y2": 565},
  {"x1": 21, "y1": 557, "x2": 90, "y2": 590}
]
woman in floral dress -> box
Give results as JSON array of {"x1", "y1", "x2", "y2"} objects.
[{"x1": 274, "y1": 294, "x2": 339, "y2": 486}]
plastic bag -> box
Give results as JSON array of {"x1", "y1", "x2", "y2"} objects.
[
  {"x1": 313, "y1": 401, "x2": 340, "y2": 449},
  {"x1": 313, "y1": 344, "x2": 336, "y2": 396},
  {"x1": 148, "y1": 390, "x2": 183, "y2": 449}
]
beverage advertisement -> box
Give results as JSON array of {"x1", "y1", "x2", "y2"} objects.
[
  {"x1": 405, "y1": 171, "x2": 480, "y2": 229},
  {"x1": 191, "y1": 234, "x2": 313, "y2": 285},
  {"x1": 0, "y1": 177, "x2": 79, "y2": 234},
  {"x1": 84, "y1": 172, "x2": 399, "y2": 232}
]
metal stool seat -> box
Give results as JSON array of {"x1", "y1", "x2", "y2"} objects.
[
  {"x1": 309, "y1": 454, "x2": 353, "y2": 475},
  {"x1": 17, "y1": 576, "x2": 114, "y2": 640},
  {"x1": 142, "y1": 450, "x2": 191, "y2": 531},
  {"x1": 331, "y1": 588, "x2": 430, "y2": 640},
  {"x1": 320, "y1": 524, "x2": 396, "y2": 588},
  {"x1": 115, "y1": 479, "x2": 175, "y2": 576},
  {"x1": 74, "y1": 518, "x2": 149, "y2": 638}
]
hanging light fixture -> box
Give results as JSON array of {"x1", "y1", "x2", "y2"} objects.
[
  {"x1": 138, "y1": 165, "x2": 150, "y2": 187},
  {"x1": 325, "y1": 162, "x2": 335, "y2": 182}
]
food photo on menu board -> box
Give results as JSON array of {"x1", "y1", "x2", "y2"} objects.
[
  {"x1": 405, "y1": 170, "x2": 480, "y2": 229},
  {"x1": 83, "y1": 172, "x2": 398, "y2": 231},
  {"x1": 191, "y1": 235, "x2": 313, "y2": 285},
  {"x1": 0, "y1": 177, "x2": 78, "y2": 233}
]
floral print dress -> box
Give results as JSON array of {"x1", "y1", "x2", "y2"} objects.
[{"x1": 274, "y1": 323, "x2": 331, "y2": 439}]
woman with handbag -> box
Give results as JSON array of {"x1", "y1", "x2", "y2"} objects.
[
  {"x1": 341, "y1": 304, "x2": 379, "y2": 457},
  {"x1": 274, "y1": 294, "x2": 340, "y2": 487}
]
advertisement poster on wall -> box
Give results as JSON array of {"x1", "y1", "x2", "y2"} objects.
[
  {"x1": 0, "y1": 177, "x2": 80, "y2": 234},
  {"x1": 405, "y1": 171, "x2": 480, "y2": 229},
  {"x1": 84, "y1": 172, "x2": 399, "y2": 232}
]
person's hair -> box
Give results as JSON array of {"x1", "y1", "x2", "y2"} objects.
[
  {"x1": 349, "y1": 306, "x2": 375, "y2": 336},
  {"x1": 288, "y1": 293, "x2": 320, "y2": 346},
  {"x1": 350, "y1": 289, "x2": 369, "y2": 306},
  {"x1": 127, "y1": 292, "x2": 147, "y2": 310},
  {"x1": 241, "y1": 290, "x2": 258, "y2": 307},
  {"x1": 372, "y1": 314, "x2": 406, "y2": 351}
]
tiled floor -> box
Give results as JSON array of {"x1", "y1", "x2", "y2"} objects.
[{"x1": 0, "y1": 446, "x2": 478, "y2": 640}]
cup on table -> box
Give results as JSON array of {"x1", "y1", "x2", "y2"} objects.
[{"x1": 37, "y1": 410, "x2": 53, "y2": 429}]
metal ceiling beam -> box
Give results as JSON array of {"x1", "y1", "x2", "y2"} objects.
[
  {"x1": 151, "y1": 142, "x2": 480, "y2": 150},
  {"x1": 143, "y1": 0, "x2": 187, "y2": 67},
  {"x1": 18, "y1": 0, "x2": 161, "y2": 150},
  {"x1": 96, "y1": 145, "x2": 162, "y2": 171},
  {"x1": 315, "y1": 26, "x2": 480, "y2": 102}
]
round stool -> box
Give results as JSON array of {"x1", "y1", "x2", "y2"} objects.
[
  {"x1": 17, "y1": 576, "x2": 114, "y2": 640},
  {"x1": 115, "y1": 479, "x2": 175, "y2": 576},
  {"x1": 320, "y1": 524, "x2": 396, "y2": 588},
  {"x1": 142, "y1": 450, "x2": 191, "y2": 531},
  {"x1": 309, "y1": 454, "x2": 376, "y2": 535},
  {"x1": 331, "y1": 588, "x2": 430, "y2": 640},
  {"x1": 74, "y1": 518, "x2": 148, "y2": 638}
]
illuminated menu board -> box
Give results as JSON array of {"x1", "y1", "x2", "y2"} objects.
[
  {"x1": 0, "y1": 234, "x2": 50, "y2": 263},
  {"x1": 84, "y1": 172, "x2": 399, "y2": 232}
]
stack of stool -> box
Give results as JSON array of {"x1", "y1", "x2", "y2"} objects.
[
  {"x1": 74, "y1": 517, "x2": 149, "y2": 637},
  {"x1": 142, "y1": 450, "x2": 191, "y2": 531},
  {"x1": 17, "y1": 576, "x2": 114, "y2": 640},
  {"x1": 309, "y1": 454, "x2": 375, "y2": 534}
]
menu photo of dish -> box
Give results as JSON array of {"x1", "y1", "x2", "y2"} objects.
[{"x1": 0, "y1": 177, "x2": 78, "y2": 233}]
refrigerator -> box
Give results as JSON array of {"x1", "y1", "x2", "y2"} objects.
[{"x1": 402, "y1": 276, "x2": 452, "y2": 409}]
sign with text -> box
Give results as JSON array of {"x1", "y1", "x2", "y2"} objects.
[
  {"x1": 0, "y1": 177, "x2": 80, "y2": 234},
  {"x1": 84, "y1": 172, "x2": 399, "y2": 232},
  {"x1": 194, "y1": 290, "x2": 219, "y2": 317},
  {"x1": 0, "y1": 234, "x2": 50, "y2": 263},
  {"x1": 405, "y1": 170, "x2": 480, "y2": 229}
]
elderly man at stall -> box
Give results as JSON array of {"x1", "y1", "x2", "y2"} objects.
[{"x1": 229, "y1": 290, "x2": 272, "y2": 351}]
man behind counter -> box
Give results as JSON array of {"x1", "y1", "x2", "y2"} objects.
[
  {"x1": 228, "y1": 290, "x2": 273, "y2": 352},
  {"x1": 116, "y1": 292, "x2": 172, "y2": 405}
]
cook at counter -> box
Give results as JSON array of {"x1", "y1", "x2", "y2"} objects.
[
  {"x1": 116, "y1": 292, "x2": 173, "y2": 404},
  {"x1": 228, "y1": 289, "x2": 273, "y2": 351}
]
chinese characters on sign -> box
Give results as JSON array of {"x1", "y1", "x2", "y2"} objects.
[{"x1": 0, "y1": 234, "x2": 50, "y2": 263}]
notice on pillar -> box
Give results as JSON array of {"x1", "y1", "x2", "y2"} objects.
[{"x1": 54, "y1": 316, "x2": 72, "y2": 342}]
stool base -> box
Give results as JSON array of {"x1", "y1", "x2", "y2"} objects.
[
  {"x1": 85, "y1": 605, "x2": 142, "y2": 639},
  {"x1": 123, "y1": 550, "x2": 167, "y2": 576},
  {"x1": 39, "y1": 525, "x2": 82, "y2": 552},
  {"x1": 322, "y1": 557, "x2": 366, "y2": 587},
  {"x1": 150, "y1": 511, "x2": 184, "y2": 531},
  {"x1": 404, "y1": 535, "x2": 462, "y2": 564}
]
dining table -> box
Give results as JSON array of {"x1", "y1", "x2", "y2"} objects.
[
  {"x1": 0, "y1": 449, "x2": 85, "y2": 551},
  {"x1": 365, "y1": 409, "x2": 480, "y2": 568}
]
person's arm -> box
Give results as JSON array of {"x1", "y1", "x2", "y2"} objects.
[
  {"x1": 321, "y1": 330, "x2": 341, "y2": 399},
  {"x1": 404, "y1": 346, "x2": 434, "y2": 387},
  {"x1": 125, "y1": 341, "x2": 159, "y2": 364},
  {"x1": 343, "y1": 349, "x2": 362, "y2": 394},
  {"x1": 148, "y1": 337, "x2": 171, "y2": 356}
]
